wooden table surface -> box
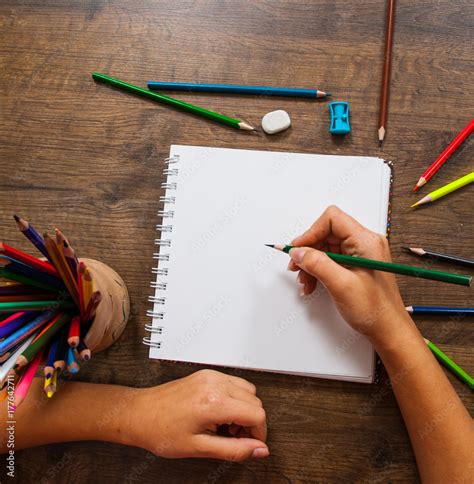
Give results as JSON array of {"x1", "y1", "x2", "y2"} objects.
[{"x1": 1, "y1": 1, "x2": 472, "y2": 482}]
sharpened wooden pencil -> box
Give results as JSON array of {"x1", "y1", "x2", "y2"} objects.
[
  {"x1": 0, "y1": 242, "x2": 59, "y2": 277},
  {"x1": 424, "y1": 338, "x2": 473, "y2": 390},
  {"x1": 43, "y1": 233, "x2": 80, "y2": 306},
  {"x1": 411, "y1": 172, "x2": 474, "y2": 208},
  {"x1": 378, "y1": 0, "x2": 396, "y2": 146},
  {"x1": 14, "y1": 348, "x2": 44, "y2": 407},
  {"x1": 266, "y1": 244, "x2": 472, "y2": 286},
  {"x1": 15, "y1": 312, "x2": 72, "y2": 368},
  {"x1": 67, "y1": 316, "x2": 81, "y2": 348},
  {"x1": 55, "y1": 228, "x2": 79, "y2": 277},
  {"x1": 402, "y1": 246, "x2": 474, "y2": 269},
  {"x1": 406, "y1": 305, "x2": 474, "y2": 316},
  {"x1": 93, "y1": 72, "x2": 255, "y2": 131},
  {"x1": 413, "y1": 119, "x2": 474, "y2": 191},
  {"x1": 13, "y1": 215, "x2": 52, "y2": 263}
]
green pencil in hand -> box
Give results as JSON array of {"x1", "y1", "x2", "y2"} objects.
[{"x1": 266, "y1": 244, "x2": 472, "y2": 287}]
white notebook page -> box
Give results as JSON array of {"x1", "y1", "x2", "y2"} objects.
[{"x1": 149, "y1": 145, "x2": 391, "y2": 382}]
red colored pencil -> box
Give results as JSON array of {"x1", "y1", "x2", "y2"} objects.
[
  {"x1": 413, "y1": 119, "x2": 474, "y2": 191},
  {"x1": 0, "y1": 242, "x2": 59, "y2": 278},
  {"x1": 67, "y1": 316, "x2": 81, "y2": 348}
]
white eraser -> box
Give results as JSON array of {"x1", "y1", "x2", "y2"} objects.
[{"x1": 261, "y1": 110, "x2": 291, "y2": 134}]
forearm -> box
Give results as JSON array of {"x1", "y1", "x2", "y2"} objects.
[
  {"x1": 1, "y1": 378, "x2": 138, "y2": 452},
  {"x1": 374, "y1": 318, "x2": 474, "y2": 483}
]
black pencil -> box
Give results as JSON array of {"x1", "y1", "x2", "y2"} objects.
[{"x1": 402, "y1": 247, "x2": 474, "y2": 269}]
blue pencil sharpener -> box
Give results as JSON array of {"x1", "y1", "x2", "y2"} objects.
[{"x1": 329, "y1": 102, "x2": 350, "y2": 135}]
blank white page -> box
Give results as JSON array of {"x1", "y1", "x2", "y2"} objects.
[{"x1": 149, "y1": 145, "x2": 391, "y2": 382}]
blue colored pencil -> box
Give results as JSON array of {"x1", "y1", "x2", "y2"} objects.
[
  {"x1": 13, "y1": 215, "x2": 53, "y2": 263},
  {"x1": 147, "y1": 81, "x2": 331, "y2": 99},
  {"x1": 0, "y1": 311, "x2": 55, "y2": 354},
  {"x1": 406, "y1": 306, "x2": 474, "y2": 316},
  {"x1": 44, "y1": 338, "x2": 59, "y2": 377},
  {"x1": 66, "y1": 346, "x2": 79, "y2": 374}
]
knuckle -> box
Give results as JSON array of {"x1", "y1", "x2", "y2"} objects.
[
  {"x1": 256, "y1": 407, "x2": 266, "y2": 424},
  {"x1": 195, "y1": 369, "x2": 219, "y2": 384},
  {"x1": 326, "y1": 204, "x2": 341, "y2": 216}
]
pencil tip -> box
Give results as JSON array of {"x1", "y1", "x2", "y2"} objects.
[
  {"x1": 265, "y1": 244, "x2": 275, "y2": 248},
  {"x1": 412, "y1": 185, "x2": 419, "y2": 192},
  {"x1": 379, "y1": 140, "x2": 383, "y2": 148},
  {"x1": 401, "y1": 246, "x2": 411, "y2": 252},
  {"x1": 13, "y1": 214, "x2": 20, "y2": 222},
  {"x1": 239, "y1": 121, "x2": 255, "y2": 131},
  {"x1": 326, "y1": 92, "x2": 332, "y2": 97},
  {"x1": 410, "y1": 202, "x2": 419, "y2": 208}
]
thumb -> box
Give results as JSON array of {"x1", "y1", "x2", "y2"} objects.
[
  {"x1": 193, "y1": 435, "x2": 269, "y2": 461},
  {"x1": 289, "y1": 247, "x2": 352, "y2": 295}
]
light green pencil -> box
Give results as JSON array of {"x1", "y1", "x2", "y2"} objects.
[
  {"x1": 424, "y1": 338, "x2": 474, "y2": 390},
  {"x1": 412, "y1": 172, "x2": 474, "y2": 208}
]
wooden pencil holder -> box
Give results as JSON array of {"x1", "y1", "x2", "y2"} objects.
[{"x1": 79, "y1": 258, "x2": 130, "y2": 353}]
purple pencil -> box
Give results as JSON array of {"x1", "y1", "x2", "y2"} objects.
[
  {"x1": 0, "y1": 284, "x2": 49, "y2": 296},
  {"x1": 13, "y1": 214, "x2": 53, "y2": 263},
  {"x1": 0, "y1": 312, "x2": 37, "y2": 340}
]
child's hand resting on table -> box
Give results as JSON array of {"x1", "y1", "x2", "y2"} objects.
[
  {"x1": 128, "y1": 369, "x2": 268, "y2": 460},
  {"x1": 4, "y1": 369, "x2": 268, "y2": 462}
]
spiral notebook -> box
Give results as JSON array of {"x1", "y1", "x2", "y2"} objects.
[{"x1": 145, "y1": 145, "x2": 392, "y2": 383}]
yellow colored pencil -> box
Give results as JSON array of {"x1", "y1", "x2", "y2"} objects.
[
  {"x1": 82, "y1": 268, "x2": 94, "y2": 310},
  {"x1": 411, "y1": 172, "x2": 474, "y2": 208}
]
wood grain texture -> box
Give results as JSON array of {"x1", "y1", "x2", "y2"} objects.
[{"x1": 0, "y1": 0, "x2": 472, "y2": 482}]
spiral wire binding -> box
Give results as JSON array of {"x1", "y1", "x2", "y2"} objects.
[
  {"x1": 145, "y1": 154, "x2": 180, "y2": 350},
  {"x1": 145, "y1": 153, "x2": 390, "y2": 381}
]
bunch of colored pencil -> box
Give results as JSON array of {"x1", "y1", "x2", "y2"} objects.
[{"x1": 0, "y1": 215, "x2": 102, "y2": 407}]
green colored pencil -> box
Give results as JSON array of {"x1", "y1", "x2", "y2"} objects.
[
  {"x1": 0, "y1": 300, "x2": 75, "y2": 314},
  {"x1": 266, "y1": 244, "x2": 472, "y2": 286},
  {"x1": 92, "y1": 72, "x2": 255, "y2": 131},
  {"x1": 424, "y1": 338, "x2": 474, "y2": 390},
  {"x1": 15, "y1": 312, "x2": 72, "y2": 367},
  {"x1": 0, "y1": 267, "x2": 61, "y2": 292}
]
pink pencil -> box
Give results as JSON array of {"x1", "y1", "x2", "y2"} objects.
[{"x1": 13, "y1": 347, "x2": 44, "y2": 408}]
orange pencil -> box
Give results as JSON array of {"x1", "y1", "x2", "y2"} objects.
[
  {"x1": 43, "y1": 233, "x2": 79, "y2": 306},
  {"x1": 55, "y1": 229, "x2": 79, "y2": 277}
]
